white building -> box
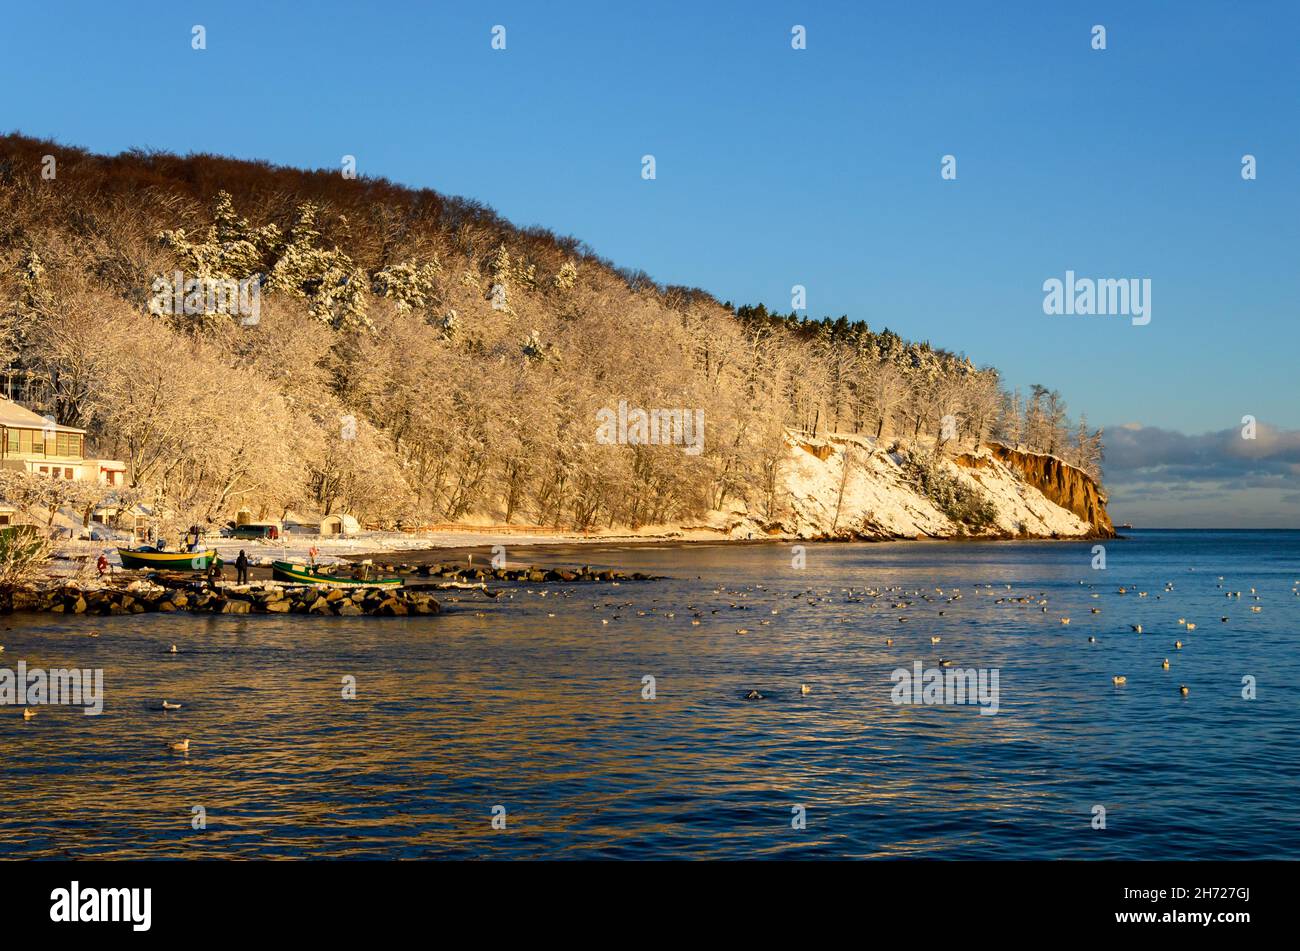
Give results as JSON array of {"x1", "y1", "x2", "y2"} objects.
[{"x1": 0, "y1": 398, "x2": 126, "y2": 485}]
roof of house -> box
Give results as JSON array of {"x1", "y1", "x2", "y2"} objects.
[
  {"x1": 0, "y1": 398, "x2": 86, "y2": 434},
  {"x1": 94, "y1": 502, "x2": 151, "y2": 516}
]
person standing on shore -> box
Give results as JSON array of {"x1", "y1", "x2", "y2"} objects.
[
  {"x1": 206, "y1": 559, "x2": 223, "y2": 593},
  {"x1": 235, "y1": 550, "x2": 249, "y2": 585}
]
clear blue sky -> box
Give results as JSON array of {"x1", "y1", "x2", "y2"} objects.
[{"x1": 2, "y1": 0, "x2": 1297, "y2": 524}]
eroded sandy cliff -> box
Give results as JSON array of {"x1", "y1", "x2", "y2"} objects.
[{"x1": 703, "y1": 432, "x2": 1114, "y2": 541}]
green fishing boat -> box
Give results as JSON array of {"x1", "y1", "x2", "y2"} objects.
[
  {"x1": 118, "y1": 548, "x2": 220, "y2": 571},
  {"x1": 271, "y1": 560, "x2": 402, "y2": 588}
]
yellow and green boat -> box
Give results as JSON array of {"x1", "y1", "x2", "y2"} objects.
[
  {"x1": 118, "y1": 548, "x2": 220, "y2": 571},
  {"x1": 271, "y1": 560, "x2": 402, "y2": 588}
]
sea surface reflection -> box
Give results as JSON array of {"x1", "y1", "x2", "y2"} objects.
[{"x1": 1, "y1": 530, "x2": 1297, "y2": 859}]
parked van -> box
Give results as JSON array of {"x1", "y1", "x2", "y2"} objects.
[{"x1": 227, "y1": 523, "x2": 279, "y2": 540}]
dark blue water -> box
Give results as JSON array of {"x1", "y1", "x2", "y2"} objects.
[{"x1": 2, "y1": 529, "x2": 1297, "y2": 858}]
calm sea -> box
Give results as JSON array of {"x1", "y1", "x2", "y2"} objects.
[{"x1": 2, "y1": 529, "x2": 1297, "y2": 859}]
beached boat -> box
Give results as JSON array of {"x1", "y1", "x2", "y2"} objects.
[
  {"x1": 271, "y1": 560, "x2": 403, "y2": 588},
  {"x1": 118, "y1": 548, "x2": 220, "y2": 571}
]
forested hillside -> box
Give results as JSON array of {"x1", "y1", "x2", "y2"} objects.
[{"x1": 0, "y1": 134, "x2": 1104, "y2": 533}]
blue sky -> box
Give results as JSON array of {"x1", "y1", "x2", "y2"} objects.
[{"x1": 2, "y1": 1, "x2": 1297, "y2": 525}]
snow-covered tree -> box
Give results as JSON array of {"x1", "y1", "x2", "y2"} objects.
[
  {"x1": 264, "y1": 203, "x2": 372, "y2": 332},
  {"x1": 553, "y1": 259, "x2": 578, "y2": 291},
  {"x1": 371, "y1": 260, "x2": 442, "y2": 314}
]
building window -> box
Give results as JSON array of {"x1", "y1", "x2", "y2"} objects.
[
  {"x1": 38, "y1": 466, "x2": 48, "y2": 474},
  {"x1": 0, "y1": 515, "x2": 10, "y2": 526},
  {"x1": 19, "y1": 429, "x2": 32, "y2": 455},
  {"x1": 64, "y1": 468, "x2": 73, "y2": 479},
  {"x1": 4, "y1": 429, "x2": 15, "y2": 453},
  {"x1": 52, "y1": 433, "x2": 82, "y2": 457}
]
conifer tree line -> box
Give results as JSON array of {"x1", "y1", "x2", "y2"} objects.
[
  {"x1": 731, "y1": 308, "x2": 1103, "y2": 476},
  {"x1": 0, "y1": 136, "x2": 1103, "y2": 533}
]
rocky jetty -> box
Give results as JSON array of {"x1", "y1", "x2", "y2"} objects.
[
  {"x1": 364, "y1": 562, "x2": 657, "y2": 584},
  {"x1": 4, "y1": 561, "x2": 657, "y2": 616},
  {"x1": 8, "y1": 582, "x2": 441, "y2": 617}
]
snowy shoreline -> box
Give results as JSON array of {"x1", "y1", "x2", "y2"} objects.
[
  {"x1": 47, "y1": 521, "x2": 1104, "y2": 583},
  {"x1": 41, "y1": 435, "x2": 1111, "y2": 584}
]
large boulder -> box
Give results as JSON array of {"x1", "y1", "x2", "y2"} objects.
[{"x1": 377, "y1": 597, "x2": 407, "y2": 616}]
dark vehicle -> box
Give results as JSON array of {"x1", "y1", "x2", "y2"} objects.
[{"x1": 229, "y1": 523, "x2": 279, "y2": 540}]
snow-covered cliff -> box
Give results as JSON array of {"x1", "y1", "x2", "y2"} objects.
[{"x1": 702, "y1": 432, "x2": 1113, "y2": 541}]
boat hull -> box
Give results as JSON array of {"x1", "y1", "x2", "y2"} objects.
[
  {"x1": 271, "y1": 561, "x2": 402, "y2": 587},
  {"x1": 118, "y1": 548, "x2": 219, "y2": 571}
]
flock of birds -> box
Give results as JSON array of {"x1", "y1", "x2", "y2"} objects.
[
  {"x1": 6, "y1": 565, "x2": 1296, "y2": 742},
  {"x1": 470, "y1": 564, "x2": 1295, "y2": 703},
  {"x1": 7, "y1": 627, "x2": 190, "y2": 751}
]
